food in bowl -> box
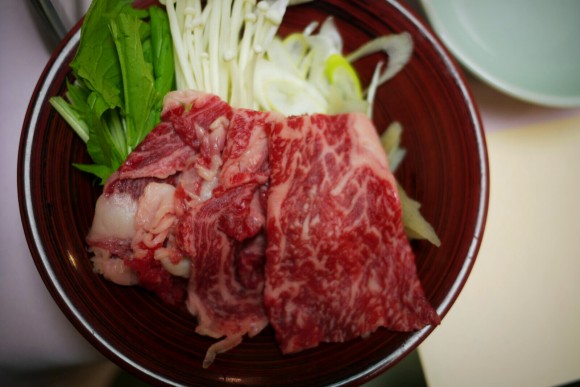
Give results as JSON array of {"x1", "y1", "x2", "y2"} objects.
[
  {"x1": 51, "y1": 0, "x2": 441, "y2": 367},
  {"x1": 87, "y1": 88, "x2": 441, "y2": 367},
  {"x1": 19, "y1": 0, "x2": 488, "y2": 384}
]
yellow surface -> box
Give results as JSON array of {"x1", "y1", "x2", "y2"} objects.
[{"x1": 419, "y1": 115, "x2": 580, "y2": 387}]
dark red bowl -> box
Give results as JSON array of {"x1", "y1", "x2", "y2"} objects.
[{"x1": 18, "y1": 0, "x2": 488, "y2": 385}]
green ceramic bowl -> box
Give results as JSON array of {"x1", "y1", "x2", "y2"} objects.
[{"x1": 420, "y1": 0, "x2": 580, "y2": 107}]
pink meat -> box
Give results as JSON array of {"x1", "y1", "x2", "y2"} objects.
[
  {"x1": 175, "y1": 108, "x2": 274, "y2": 367},
  {"x1": 87, "y1": 90, "x2": 439, "y2": 366},
  {"x1": 264, "y1": 113, "x2": 440, "y2": 354},
  {"x1": 88, "y1": 90, "x2": 234, "y2": 306}
]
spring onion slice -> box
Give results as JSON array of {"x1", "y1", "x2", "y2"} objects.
[
  {"x1": 381, "y1": 122, "x2": 440, "y2": 246},
  {"x1": 253, "y1": 16, "x2": 413, "y2": 116},
  {"x1": 254, "y1": 59, "x2": 328, "y2": 114}
]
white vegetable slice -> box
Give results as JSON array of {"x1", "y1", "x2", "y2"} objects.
[
  {"x1": 265, "y1": 37, "x2": 304, "y2": 76},
  {"x1": 254, "y1": 59, "x2": 328, "y2": 114},
  {"x1": 282, "y1": 33, "x2": 308, "y2": 62},
  {"x1": 162, "y1": 0, "x2": 291, "y2": 108},
  {"x1": 380, "y1": 122, "x2": 440, "y2": 246},
  {"x1": 347, "y1": 32, "x2": 413, "y2": 94},
  {"x1": 399, "y1": 184, "x2": 441, "y2": 247},
  {"x1": 325, "y1": 53, "x2": 363, "y2": 99},
  {"x1": 380, "y1": 121, "x2": 407, "y2": 172}
]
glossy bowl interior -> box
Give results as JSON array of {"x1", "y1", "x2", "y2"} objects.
[{"x1": 18, "y1": 0, "x2": 488, "y2": 385}]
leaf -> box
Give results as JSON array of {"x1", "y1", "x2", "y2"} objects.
[
  {"x1": 52, "y1": 0, "x2": 174, "y2": 184},
  {"x1": 84, "y1": 92, "x2": 125, "y2": 167},
  {"x1": 64, "y1": 79, "x2": 91, "y2": 115},
  {"x1": 110, "y1": 12, "x2": 159, "y2": 151},
  {"x1": 70, "y1": 0, "x2": 133, "y2": 110},
  {"x1": 150, "y1": 6, "x2": 175, "y2": 98},
  {"x1": 49, "y1": 96, "x2": 90, "y2": 143}
]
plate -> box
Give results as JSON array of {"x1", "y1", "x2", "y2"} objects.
[
  {"x1": 18, "y1": 1, "x2": 488, "y2": 385},
  {"x1": 419, "y1": 0, "x2": 580, "y2": 107}
]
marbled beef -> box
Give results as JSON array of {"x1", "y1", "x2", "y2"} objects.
[
  {"x1": 87, "y1": 90, "x2": 439, "y2": 367},
  {"x1": 264, "y1": 113, "x2": 440, "y2": 354}
]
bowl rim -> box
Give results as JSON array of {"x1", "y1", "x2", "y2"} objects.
[
  {"x1": 398, "y1": 1, "x2": 488, "y2": 321},
  {"x1": 17, "y1": 1, "x2": 489, "y2": 385}
]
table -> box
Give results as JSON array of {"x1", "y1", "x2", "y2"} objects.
[{"x1": 1, "y1": 1, "x2": 579, "y2": 386}]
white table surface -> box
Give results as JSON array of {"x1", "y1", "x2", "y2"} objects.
[{"x1": 1, "y1": 1, "x2": 579, "y2": 385}]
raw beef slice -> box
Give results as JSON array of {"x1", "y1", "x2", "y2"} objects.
[
  {"x1": 87, "y1": 89, "x2": 439, "y2": 366},
  {"x1": 175, "y1": 107, "x2": 274, "y2": 367},
  {"x1": 88, "y1": 90, "x2": 274, "y2": 366},
  {"x1": 264, "y1": 113, "x2": 440, "y2": 354}
]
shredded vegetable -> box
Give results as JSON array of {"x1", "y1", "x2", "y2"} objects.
[
  {"x1": 160, "y1": 0, "x2": 290, "y2": 109},
  {"x1": 255, "y1": 16, "x2": 413, "y2": 117},
  {"x1": 380, "y1": 121, "x2": 407, "y2": 172},
  {"x1": 159, "y1": 1, "x2": 413, "y2": 118},
  {"x1": 381, "y1": 122, "x2": 440, "y2": 246}
]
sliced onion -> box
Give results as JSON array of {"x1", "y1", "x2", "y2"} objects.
[
  {"x1": 254, "y1": 59, "x2": 328, "y2": 114},
  {"x1": 347, "y1": 32, "x2": 413, "y2": 86}
]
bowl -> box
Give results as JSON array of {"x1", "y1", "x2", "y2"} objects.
[
  {"x1": 18, "y1": 0, "x2": 488, "y2": 385},
  {"x1": 419, "y1": 0, "x2": 580, "y2": 107}
]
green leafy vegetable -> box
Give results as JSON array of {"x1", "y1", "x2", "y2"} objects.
[
  {"x1": 110, "y1": 12, "x2": 159, "y2": 151},
  {"x1": 150, "y1": 6, "x2": 175, "y2": 96},
  {"x1": 50, "y1": 0, "x2": 174, "y2": 184}
]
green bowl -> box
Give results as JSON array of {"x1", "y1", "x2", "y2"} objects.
[{"x1": 420, "y1": 0, "x2": 580, "y2": 107}]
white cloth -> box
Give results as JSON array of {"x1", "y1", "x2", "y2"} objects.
[{"x1": 419, "y1": 115, "x2": 580, "y2": 387}]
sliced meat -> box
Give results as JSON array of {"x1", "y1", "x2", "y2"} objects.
[
  {"x1": 104, "y1": 121, "x2": 194, "y2": 199},
  {"x1": 217, "y1": 109, "x2": 272, "y2": 192},
  {"x1": 177, "y1": 184, "x2": 268, "y2": 367},
  {"x1": 236, "y1": 233, "x2": 267, "y2": 291},
  {"x1": 175, "y1": 107, "x2": 274, "y2": 368},
  {"x1": 86, "y1": 89, "x2": 439, "y2": 367},
  {"x1": 87, "y1": 90, "x2": 232, "y2": 307},
  {"x1": 264, "y1": 113, "x2": 440, "y2": 354}
]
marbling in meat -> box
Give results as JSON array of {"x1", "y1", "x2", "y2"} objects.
[
  {"x1": 87, "y1": 91, "x2": 274, "y2": 366},
  {"x1": 176, "y1": 108, "x2": 273, "y2": 367},
  {"x1": 86, "y1": 90, "x2": 439, "y2": 367},
  {"x1": 264, "y1": 113, "x2": 440, "y2": 354}
]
